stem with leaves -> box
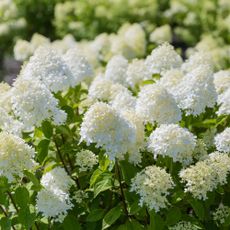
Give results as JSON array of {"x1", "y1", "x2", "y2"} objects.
[{"x1": 115, "y1": 159, "x2": 129, "y2": 217}]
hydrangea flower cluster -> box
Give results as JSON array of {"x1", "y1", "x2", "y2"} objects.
[
  {"x1": 130, "y1": 165, "x2": 174, "y2": 212},
  {"x1": 75, "y1": 150, "x2": 98, "y2": 172},
  {"x1": 0, "y1": 132, "x2": 36, "y2": 182},
  {"x1": 80, "y1": 102, "x2": 144, "y2": 164},
  {"x1": 36, "y1": 167, "x2": 73, "y2": 222},
  {"x1": 148, "y1": 124, "x2": 196, "y2": 166},
  {"x1": 169, "y1": 221, "x2": 200, "y2": 230},
  {"x1": 214, "y1": 128, "x2": 230, "y2": 153},
  {"x1": 212, "y1": 204, "x2": 230, "y2": 226},
  {"x1": 180, "y1": 152, "x2": 230, "y2": 199}
]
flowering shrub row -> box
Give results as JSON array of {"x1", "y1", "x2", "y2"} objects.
[{"x1": 0, "y1": 37, "x2": 229, "y2": 229}]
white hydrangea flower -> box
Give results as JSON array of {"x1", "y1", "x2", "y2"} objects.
[
  {"x1": 120, "y1": 109, "x2": 145, "y2": 164},
  {"x1": 217, "y1": 87, "x2": 230, "y2": 115},
  {"x1": 0, "y1": 132, "x2": 36, "y2": 182},
  {"x1": 126, "y1": 59, "x2": 152, "y2": 88},
  {"x1": 180, "y1": 152, "x2": 230, "y2": 200},
  {"x1": 130, "y1": 165, "x2": 174, "y2": 212},
  {"x1": 150, "y1": 24, "x2": 172, "y2": 44},
  {"x1": 41, "y1": 167, "x2": 73, "y2": 193},
  {"x1": 75, "y1": 150, "x2": 98, "y2": 172},
  {"x1": 214, "y1": 128, "x2": 230, "y2": 153},
  {"x1": 122, "y1": 23, "x2": 146, "y2": 58},
  {"x1": 63, "y1": 49, "x2": 94, "y2": 86},
  {"x1": 148, "y1": 124, "x2": 196, "y2": 166},
  {"x1": 145, "y1": 43, "x2": 182, "y2": 74},
  {"x1": 11, "y1": 78, "x2": 67, "y2": 129},
  {"x1": 36, "y1": 188, "x2": 73, "y2": 222},
  {"x1": 136, "y1": 84, "x2": 181, "y2": 125},
  {"x1": 88, "y1": 75, "x2": 131, "y2": 102},
  {"x1": 14, "y1": 39, "x2": 33, "y2": 61},
  {"x1": 105, "y1": 55, "x2": 128, "y2": 86},
  {"x1": 169, "y1": 221, "x2": 200, "y2": 230},
  {"x1": 80, "y1": 102, "x2": 141, "y2": 162},
  {"x1": 0, "y1": 108, "x2": 23, "y2": 136},
  {"x1": 0, "y1": 82, "x2": 13, "y2": 112},
  {"x1": 213, "y1": 70, "x2": 230, "y2": 95},
  {"x1": 213, "y1": 204, "x2": 230, "y2": 226},
  {"x1": 110, "y1": 91, "x2": 136, "y2": 112},
  {"x1": 174, "y1": 65, "x2": 217, "y2": 115},
  {"x1": 182, "y1": 51, "x2": 213, "y2": 73},
  {"x1": 158, "y1": 69, "x2": 184, "y2": 95},
  {"x1": 20, "y1": 46, "x2": 74, "y2": 92},
  {"x1": 30, "y1": 33, "x2": 50, "y2": 50}
]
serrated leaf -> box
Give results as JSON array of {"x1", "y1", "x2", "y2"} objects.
[{"x1": 102, "y1": 205, "x2": 122, "y2": 229}]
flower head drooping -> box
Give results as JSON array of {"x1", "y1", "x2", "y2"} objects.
[
  {"x1": 0, "y1": 132, "x2": 36, "y2": 182},
  {"x1": 11, "y1": 78, "x2": 66, "y2": 129},
  {"x1": 180, "y1": 152, "x2": 230, "y2": 200},
  {"x1": 75, "y1": 150, "x2": 98, "y2": 172},
  {"x1": 145, "y1": 43, "x2": 182, "y2": 74},
  {"x1": 148, "y1": 124, "x2": 196, "y2": 166},
  {"x1": 20, "y1": 46, "x2": 74, "y2": 93},
  {"x1": 214, "y1": 128, "x2": 230, "y2": 153},
  {"x1": 136, "y1": 84, "x2": 181, "y2": 125},
  {"x1": 213, "y1": 204, "x2": 230, "y2": 226},
  {"x1": 130, "y1": 165, "x2": 174, "y2": 212}
]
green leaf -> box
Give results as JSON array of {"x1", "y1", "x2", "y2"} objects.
[
  {"x1": 189, "y1": 199, "x2": 205, "y2": 221},
  {"x1": 93, "y1": 173, "x2": 113, "y2": 198},
  {"x1": 0, "y1": 217, "x2": 11, "y2": 230},
  {"x1": 63, "y1": 214, "x2": 81, "y2": 230},
  {"x1": 24, "y1": 170, "x2": 42, "y2": 191},
  {"x1": 41, "y1": 120, "x2": 53, "y2": 139},
  {"x1": 90, "y1": 169, "x2": 103, "y2": 187},
  {"x1": 18, "y1": 207, "x2": 36, "y2": 230},
  {"x1": 14, "y1": 187, "x2": 29, "y2": 209},
  {"x1": 36, "y1": 139, "x2": 50, "y2": 163},
  {"x1": 86, "y1": 209, "x2": 105, "y2": 222},
  {"x1": 166, "y1": 207, "x2": 182, "y2": 226},
  {"x1": 102, "y1": 205, "x2": 122, "y2": 229},
  {"x1": 62, "y1": 105, "x2": 76, "y2": 123},
  {"x1": 117, "y1": 220, "x2": 144, "y2": 230},
  {"x1": 148, "y1": 211, "x2": 165, "y2": 230},
  {"x1": 120, "y1": 160, "x2": 139, "y2": 184}
]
